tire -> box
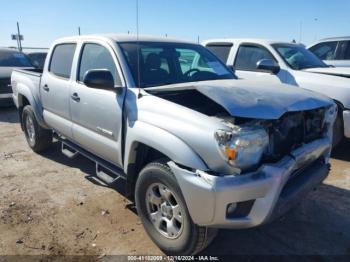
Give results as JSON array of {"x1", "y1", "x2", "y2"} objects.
[
  {"x1": 135, "y1": 160, "x2": 217, "y2": 255},
  {"x1": 22, "y1": 105, "x2": 52, "y2": 153},
  {"x1": 333, "y1": 111, "x2": 344, "y2": 148}
]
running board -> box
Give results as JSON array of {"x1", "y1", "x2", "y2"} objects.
[
  {"x1": 96, "y1": 163, "x2": 122, "y2": 185},
  {"x1": 58, "y1": 138, "x2": 126, "y2": 185},
  {"x1": 62, "y1": 142, "x2": 79, "y2": 159}
]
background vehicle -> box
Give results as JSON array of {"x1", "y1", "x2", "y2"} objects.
[
  {"x1": 12, "y1": 34, "x2": 336, "y2": 255},
  {"x1": 0, "y1": 48, "x2": 33, "y2": 106},
  {"x1": 26, "y1": 52, "x2": 47, "y2": 70},
  {"x1": 308, "y1": 37, "x2": 350, "y2": 67},
  {"x1": 203, "y1": 39, "x2": 350, "y2": 146}
]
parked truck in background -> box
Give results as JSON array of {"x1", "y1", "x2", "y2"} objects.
[
  {"x1": 12, "y1": 34, "x2": 336, "y2": 255},
  {"x1": 203, "y1": 39, "x2": 350, "y2": 146},
  {"x1": 0, "y1": 48, "x2": 34, "y2": 106},
  {"x1": 308, "y1": 36, "x2": 350, "y2": 67}
]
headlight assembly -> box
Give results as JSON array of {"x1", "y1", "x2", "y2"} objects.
[{"x1": 214, "y1": 126, "x2": 269, "y2": 173}]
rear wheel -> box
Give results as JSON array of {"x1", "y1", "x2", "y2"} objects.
[
  {"x1": 22, "y1": 105, "x2": 52, "y2": 152},
  {"x1": 135, "y1": 160, "x2": 217, "y2": 255}
]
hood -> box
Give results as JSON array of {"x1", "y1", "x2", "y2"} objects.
[
  {"x1": 146, "y1": 79, "x2": 333, "y2": 120},
  {"x1": 0, "y1": 67, "x2": 34, "y2": 79},
  {"x1": 303, "y1": 67, "x2": 350, "y2": 78}
]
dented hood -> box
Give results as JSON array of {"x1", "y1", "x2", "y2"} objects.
[
  {"x1": 146, "y1": 79, "x2": 333, "y2": 120},
  {"x1": 303, "y1": 67, "x2": 350, "y2": 78}
]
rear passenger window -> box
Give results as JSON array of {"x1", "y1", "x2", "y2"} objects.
[
  {"x1": 234, "y1": 45, "x2": 276, "y2": 71},
  {"x1": 78, "y1": 43, "x2": 121, "y2": 85},
  {"x1": 49, "y1": 44, "x2": 76, "y2": 78},
  {"x1": 206, "y1": 44, "x2": 232, "y2": 63}
]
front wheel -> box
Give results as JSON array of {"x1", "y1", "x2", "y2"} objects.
[
  {"x1": 22, "y1": 105, "x2": 52, "y2": 152},
  {"x1": 135, "y1": 161, "x2": 217, "y2": 255}
]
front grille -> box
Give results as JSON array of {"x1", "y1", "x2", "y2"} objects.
[
  {"x1": 0, "y1": 78, "x2": 12, "y2": 94},
  {"x1": 266, "y1": 108, "x2": 326, "y2": 161}
]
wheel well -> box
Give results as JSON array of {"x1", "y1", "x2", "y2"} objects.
[
  {"x1": 334, "y1": 100, "x2": 344, "y2": 115},
  {"x1": 126, "y1": 143, "x2": 168, "y2": 197},
  {"x1": 18, "y1": 95, "x2": 30, "y2": 130}
]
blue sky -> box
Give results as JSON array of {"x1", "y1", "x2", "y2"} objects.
[{"x1": 0, "y1": 0, "x2": 349, "y2": 48}]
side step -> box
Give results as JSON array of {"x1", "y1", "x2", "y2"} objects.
[
  {"x1": 62, "y1": 142, "x2": 79, "y2": 159},
  {"x1": 96, "y1": 163, "x2": 122, "y2": 185},
  {"x1": 58, "y1": 139, "x2": 126, "y2": 185}
]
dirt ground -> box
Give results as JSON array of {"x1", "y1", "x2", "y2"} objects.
[{"x1": 0, "y1": 107, "x2": 349, "y2": 257}]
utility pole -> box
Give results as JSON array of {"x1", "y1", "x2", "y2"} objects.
[
  {"x1": 17, "y1": 22, "x2": 22, "y2": 52},
  {"x1": 314, "y1": 18, "x2": 318, "y2": 41},
  {"x1": 197, "y1": 35, "x2": 200, "y2": 44},
  {"x1": 78, "y1": 27, "x2": 81, "y2": 36}
]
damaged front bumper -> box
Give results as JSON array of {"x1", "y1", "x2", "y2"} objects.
[{"x1": 169, "y1": 137, "x2": 331, "y2": 228}]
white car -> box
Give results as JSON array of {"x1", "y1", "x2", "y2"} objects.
[
  {"x1": 308, "y1": 37, "x2": 350, "y2": 67},
  {"x1": 202, "y1": 39, "x2": 350, "y2": 145}
]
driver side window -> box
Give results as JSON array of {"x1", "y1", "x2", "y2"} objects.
[{"x1": 235, "y1": 44, "x2": 276, "y2": 71}]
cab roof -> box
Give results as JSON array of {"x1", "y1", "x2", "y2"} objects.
[{"x1": 54, "y1": 34, "x2": 195, "y2": 44}]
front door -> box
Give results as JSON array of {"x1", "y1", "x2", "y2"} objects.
[{"x1": 70, "y1": 42, "x2": 125, "y2": 167}]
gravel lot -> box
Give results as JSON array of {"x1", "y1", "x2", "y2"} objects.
[{"x1": 0, "y1": 107, "x2": 349, "y2": 257}]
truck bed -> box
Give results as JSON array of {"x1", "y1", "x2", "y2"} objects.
[
  {"x1": 13, "y1": 68, "x2": 43, "y2": 76},
  {"x1": 11, "y1": 68, "x2": 43, "y2": 111}
]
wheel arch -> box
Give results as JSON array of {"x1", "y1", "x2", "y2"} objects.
[{"x1": 123, "y1": 121, "x2": 208, "y2": 196}]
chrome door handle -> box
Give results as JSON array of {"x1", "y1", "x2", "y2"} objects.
[
  {"x1": 71, "y1": 93, "x2": 80, "y2": 102},
  {"x1": 43, "y1": 85, "x2": 49, "y2": 92}
]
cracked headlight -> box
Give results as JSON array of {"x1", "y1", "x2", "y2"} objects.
[{"x1": 214, "y1": 126, "x2": 269, "y2": 173}]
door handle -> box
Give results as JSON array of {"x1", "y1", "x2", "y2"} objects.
[
  {"x1": 43, "y1": 85, "x2": 50, "y2": 92},
  {"x1": 71, "y1": 93, "x2": 80, "y2": 102}
]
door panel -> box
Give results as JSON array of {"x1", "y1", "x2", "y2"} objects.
[
  {"x1": 70, "y1": 85, "x2": 124, "y2": 166},
  {"x1": 70, "y1": 42, "x2": 125, "y2": 167},
  {"x1": 41, "y1": 43, "x2": 77, "y2": 138}
]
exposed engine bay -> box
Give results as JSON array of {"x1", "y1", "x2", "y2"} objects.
[{"x1": 150, "y1": 89, "x2": 328, "y2": 164}]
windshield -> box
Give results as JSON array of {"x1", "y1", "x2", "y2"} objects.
[
  {"x1": 0, "y1": 50, "x2": 33, "y2": 67},
  {"x1": 119, "y1": 42, "x2": 236, "y2": 88},
  {"x1": 273, "y1": 44, "x2": 328, "y2": 70}
]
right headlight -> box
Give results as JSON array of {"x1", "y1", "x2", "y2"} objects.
[{"x1": 214, "y1": 126, "x2": 269, "y2": 173}]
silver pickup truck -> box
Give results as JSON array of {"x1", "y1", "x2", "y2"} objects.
[{"x1": 11, "y1": 34, "x2": 336, "y2": 255}]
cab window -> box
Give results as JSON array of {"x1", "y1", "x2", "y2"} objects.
[
  {"x1": 78, "y1": 43, "x2": 121, "y2": 85},
  {"x1": 309, "y1": 41, "x2": 338, "y2": 60},
  {"x1": 234, "y1": 44, "x2": 276, "y2": 71},
  {"x1": 49, "y1": 44, "x2": 76, "y2": 78},
  {"x1": 206, "y1": 43, "x2": 233, "y2": 63}
]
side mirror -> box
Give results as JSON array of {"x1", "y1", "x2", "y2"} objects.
[
  {"x1": 83, "y1": 69, "x2": 115, "y2": 89},
  {"x1": 256, "y1": 59, "x2": 280, "y2": 74}
]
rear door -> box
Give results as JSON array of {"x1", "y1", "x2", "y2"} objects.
[
  {"x1": 233, "y1": 43, "x2": 283, "y2": 83},
  {"x1": 70, "y1": 41, "x2": 125, "y2": 167},
  {"x1": 41, "y1": 43, "x2": 76, "y2": 138}
]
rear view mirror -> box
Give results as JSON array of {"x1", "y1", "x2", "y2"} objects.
[
  {"x1": 256, "y1": 59, "x2": 280, "y2": 74},
  {"x1": 83, "y1": 69, "x2": 115, "y2": 89}
]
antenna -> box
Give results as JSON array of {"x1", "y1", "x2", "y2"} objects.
[{"x1": 136, "y1": 0, "x2": 142, "y2": 98}]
